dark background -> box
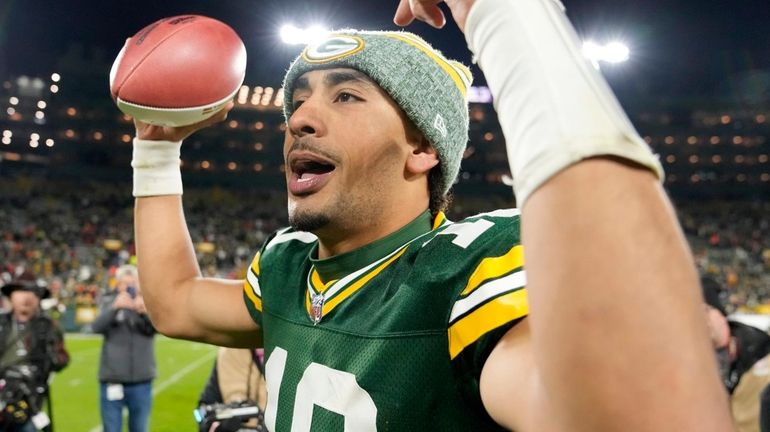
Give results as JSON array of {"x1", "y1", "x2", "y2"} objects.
[{"x1": 1, "y1": 0, "x2": 769, "y2": 98}]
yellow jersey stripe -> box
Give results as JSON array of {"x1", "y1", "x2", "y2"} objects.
[
  {"x1": 306, "y1": 271, "x2": 339, "y2": 313},
  {"x1": 448, "y1": 289, "x2": 528, "y2": 359},
  {"x1": 462, "y1": 245, "x2": 524, "y2": 296},
  {"x1": 243, "y1": 282, "x2": 262, "y2": 312},
  {"x1": 310, "y1": 270, "x2": 338, "y2": 294},
  {"x1": 384, "y1": 33, "x2": 468, "y2": 97},
  {"x1": 432, "y1": 211, "x2": 447, "y2": 229},
  {"x1": 322, "y1": 246, "x2": 409, "y2": 315},
  {"x1": 250, "y1": 252, "x2": 261, "y2": 276}
]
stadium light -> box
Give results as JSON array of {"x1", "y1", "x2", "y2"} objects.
[
  {"x1": 582, "y1": 40, "x2": 630, "y2": 66},
  {"x1": 280, "y1": 24, "x2": 329, "y2": 45}
]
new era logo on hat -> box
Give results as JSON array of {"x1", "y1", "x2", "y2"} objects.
[{"x1": 433, "y1": 114, "x2": 448, "y2": 138}]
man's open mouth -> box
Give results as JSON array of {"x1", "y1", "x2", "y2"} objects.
[
  {"x1": 288, "y1": 153, "x2": 336, "y2": 195},
  {"x1": 291, "y1": 158, "x2": 335, "y2": 181}
]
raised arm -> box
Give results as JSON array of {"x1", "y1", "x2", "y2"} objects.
[
  {"x1": 397, "y1": 0, "x2": 734, "y2": 430},
  {"x1": 132, "y1": 104, "x2": 260, "y2": 348}
]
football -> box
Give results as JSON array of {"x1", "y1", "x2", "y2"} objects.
[{"x1": 109, "y1": 15, "x2": 247, "y2": 127}]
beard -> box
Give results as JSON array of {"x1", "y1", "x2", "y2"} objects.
[
  {"x1": 287, "y1": 175, "x2": 382, "y2": 234},
  {"x1": 289, "y1": 209, "x2": 331, "y2": 232}
]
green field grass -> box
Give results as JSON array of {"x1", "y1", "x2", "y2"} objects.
[{"x1": 49, "y1": 334, "x2": 218, "y2": 432}]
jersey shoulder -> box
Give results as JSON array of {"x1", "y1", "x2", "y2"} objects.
[
  {"x1": 417, "y1": 208, "x2": 522, "y2": 263},
  {"x1": 414, "y1": 209, "x2": 527, "y2": 360},
  {"x1": 259, "y1": 227, "x2": 318, "y2": 263},
  {"x1": 243, "y1": 227, "x2": 317, "y2": 324}
]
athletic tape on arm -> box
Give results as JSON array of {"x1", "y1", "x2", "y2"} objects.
[
  {"x1": 131, "y1": 138, "x2": 184, "y2": 197},
  {"x1": 465, "y1": 0, "x2": 663, "y2": 205}
]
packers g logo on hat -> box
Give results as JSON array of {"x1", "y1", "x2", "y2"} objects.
[{"x1": 302, "y1": 35, "x2": 365, "y2": 63}]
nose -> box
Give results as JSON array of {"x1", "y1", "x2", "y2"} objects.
[{"x1": 287, "y1": 97, "x2": 326, "y2": 138}]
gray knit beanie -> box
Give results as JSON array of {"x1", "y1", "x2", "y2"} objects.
[{"x1": 282, "y1": 30, "x2": 472, "y2": 195}]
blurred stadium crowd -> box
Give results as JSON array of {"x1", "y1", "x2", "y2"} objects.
[
  {"x1": 0, "y1": 176, "x2": 286, "y2": 330},
  {"x1": 0, "y1": 172, "x2": 768, "y2": 330},
  {"x1": 0, "y1": 59, "x2": 767, "y2": 328}
]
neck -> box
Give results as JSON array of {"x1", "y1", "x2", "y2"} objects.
[{"x1": 316, "y1": 205, "x2": 430, "y2": 258}]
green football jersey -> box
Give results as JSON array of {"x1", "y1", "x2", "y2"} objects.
[{"x1": 243, "y1": 209, "x2": 528, "y2": 431}]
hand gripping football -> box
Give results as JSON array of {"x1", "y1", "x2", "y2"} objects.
[{"x1": 109, "y1": 15, "x2": 247, "y2": 127}]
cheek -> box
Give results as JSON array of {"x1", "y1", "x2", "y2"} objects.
[
  {"x1": 282, "y1": 132, "x2": 292, "y2": 161},
  {"x1": 341, "y1": 144, "x2": 397, "y2": 186}
]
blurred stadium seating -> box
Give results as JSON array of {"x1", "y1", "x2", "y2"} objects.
[{"x1": 1, "y1": 47, "x2": 768, "y2": 328}]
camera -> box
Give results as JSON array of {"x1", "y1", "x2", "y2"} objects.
[
  {"x1": 0, "y1": 366, "x2": 39, "y2": 426},
  {"x1": 194, "y1": 401, "x2": 266, "y2": 432}
]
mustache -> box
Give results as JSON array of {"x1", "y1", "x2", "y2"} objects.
[{"x1": 287, "y1": 139, "x2": 340, "y2": 164}]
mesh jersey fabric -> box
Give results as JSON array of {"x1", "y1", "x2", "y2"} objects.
[{"x1": 243, "y1": 209, "x2": 527, "y2": 431}]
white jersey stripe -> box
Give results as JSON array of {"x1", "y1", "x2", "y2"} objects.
[
  {"x1": 266, "y1": 230, "x2": 318, "y2": 251},
  {"x1": 308, "y1": 244, "x2": 402, "y2": 299},
  {"x1": 247, "y1": 269, "x2": 262, "y2": 297},
  {"x1": 449, "y1": 270, "x2": 527, "y2": 323},
  {"x1": 307, "y1": 229, "x2": 435, "y2": 300},
  {"x1": 473, "y1": 208, "x2": 521, "y2": 219}
]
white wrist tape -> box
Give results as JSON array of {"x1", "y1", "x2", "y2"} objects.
[
  {"x1": 131, "y1": 138, "x2": 183, "y2": 197},
  {"x1": 465, "y1": 0, "x2": 663, "y2": 205}
]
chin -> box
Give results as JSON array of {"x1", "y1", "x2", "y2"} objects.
[
  {"x1": 289, "y1": 210, "x2": 330, "y2": 233},
  {"x1": 287, "y1": 199, "x2": 323, "y2": 231}
]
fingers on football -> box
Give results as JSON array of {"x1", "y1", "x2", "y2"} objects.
[{"x1": 176, "y1": 101, "x2": 234, "y2": 137}]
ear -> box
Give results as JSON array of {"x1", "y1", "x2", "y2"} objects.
[{"x1": 405, "y1": 136, "x2": 440, "y2": 175}]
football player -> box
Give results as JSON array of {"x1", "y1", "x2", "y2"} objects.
[{"x1": 129, "y1": 0, "x2": 734, "y2": 430}]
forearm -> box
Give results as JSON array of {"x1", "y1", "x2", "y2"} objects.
[
  {"x1": 463, "y1": 0, "x2": 733, "y2": 428},
  {"x1": 130, "y1": 132, "x2": 260, "y2": 347},
  {"x1": 135, "y1": 195, "x2": 202, "y2": 334},
  {"x1": 522, "y1": 160, "x2": 732, "y2": 430},
  {"x1": 136, "y1": 196, "x2": 261, "y2": 346},
  {"x1": 48, "y1": 325, "x2": 70, "y2": 371}
]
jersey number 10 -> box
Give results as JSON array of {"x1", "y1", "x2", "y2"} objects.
[{"x1": 264, "y1": 347, "x2": 377, "y2": 431}]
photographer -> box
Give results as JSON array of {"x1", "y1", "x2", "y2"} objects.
[
  {"x1": 0, "y1": 270, "x2": 70, "y2": 432},
  {"x1": 92, "y1": 264, "x2": 156, "y2": 432},
  {"x1": 196, "y1": 348, "x2": 267, "y2": 432},
  {"x1": 703, "y1": 276, "x2": 770, "y2": 432}
]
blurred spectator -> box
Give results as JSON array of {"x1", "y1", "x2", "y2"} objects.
[
  {"x1": 0, "y1": 175, "x2": 768, "y2": 315},
  {"x1": 703, "y1": 276, "x2": 770, "y2": 432},
  {"x1": 0, "y1": 269, "x2": 70, "y2": 432},
  {"x1": 39, "y1": 277, "x2": 66, "y2": 322},
  {"x1": 92, "y1": 264, "x2": 156, "y2": 432},
  {"x1": 196, "y1": 348, "x2": 267, "y2": 432}
]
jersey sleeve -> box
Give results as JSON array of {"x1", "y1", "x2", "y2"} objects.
[
  {"x1": 440, "y1": 209, "x2": 528, "y2": 384},
  {"x1": 242, "y1": 228, "x2": 319, "y2": 327},
  {"x1": 243, "y1": 231, "x2": 282, "y2": 327},
  {"x1": 243, "y1": 249, "x2": 264, "y2": 326}
]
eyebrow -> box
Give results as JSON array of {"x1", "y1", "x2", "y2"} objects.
[
  {"x1": 324, "y1": 69, "x2": 374, "y2": 88},
  {"x1": 292, "y1": 69, "x2": 375, "y2": 94}
]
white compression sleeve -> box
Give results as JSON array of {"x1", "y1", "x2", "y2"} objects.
[
  {"x1": 465, "y1": 0, "x2": 664, "y2": 205},
  {"x1": 131, "y1": 138, "x2": 183, "y2": 197}
]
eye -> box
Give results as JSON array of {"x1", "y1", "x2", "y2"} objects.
[
  {"x1": 292, "y1": 99, "x2": 305, "y2": 111},
  {"x1": 334, "y1": 92, "x2": 360, "y2": 103}
]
